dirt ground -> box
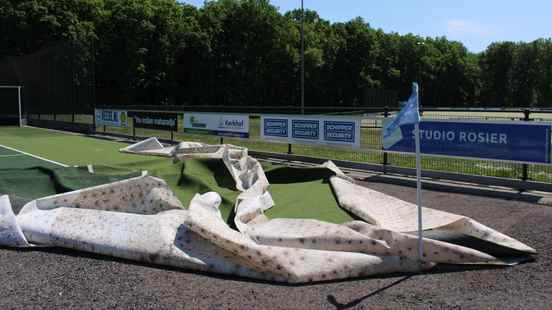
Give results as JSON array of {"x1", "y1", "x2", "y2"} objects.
[{"x1": 1, "y1": 181, "x2": 550, "y2": 310}]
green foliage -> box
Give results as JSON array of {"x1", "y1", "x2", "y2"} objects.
[
  {"x1": 480, "y1": 39, "x2": 552, "y2": 107},
  {"x1": 1, "y1": 0, "x2": 551, "y2": 107}
]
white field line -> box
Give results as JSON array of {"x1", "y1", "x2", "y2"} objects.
[
  {"x1": 0, "y1": 144, "x2": 69, "y2": 167},
  {"x1": 0, "y1": 154, "x2": 25, "y2": 158},
  {"x1": 24, "y1": 125, "x2": 85, "y2": 136}
]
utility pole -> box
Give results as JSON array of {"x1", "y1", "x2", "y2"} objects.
[
  {"x1": 18, "y1": 86, "x2": 22, "y2": 127},
  {"x1": 416, "y1": 41, "x2": 425, "y2": 112},
  {"x1": 300, "y1": 0, "x2": 305, "y2": 114}
]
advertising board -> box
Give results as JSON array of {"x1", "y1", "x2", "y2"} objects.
[
  {"x1": 261, "y1": 115, "x2": 361, "y2": 148},
  {"x1": 130, "y1": 112, "x2": 178, "y2": 131},
  {"x1": 183, "y1": 113, "x2": 249, "y2": 138},
  {"x1": 383, "y1": 120, "x2": 551, "y2": 164},
  {"x1": 95, "y1": 109, "x2": 128, "y2": 127}
]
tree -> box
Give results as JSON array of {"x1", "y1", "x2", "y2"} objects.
[{"x1": 2, "y1": 0, "x2": 552, "y2": 110}]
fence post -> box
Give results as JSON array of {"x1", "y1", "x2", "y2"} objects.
[
  {"x1": 522, "y1": 109, "x2": 531, "y2": 181},
  {"x1": 92, "y1": 110, "x2": 96, "y2": 133},
  {"x1": 382, "y1": 106, "x2": 389, "y2": 171},
  {"x1": 219, "y1": 137, "x2": 224, "y2": 144},
  {"x1": 287, "y1": 143, "x2": 293, "y2": 155},
  {"x1": 132, "y1": 117, "x2": 136, "y2": 140}
]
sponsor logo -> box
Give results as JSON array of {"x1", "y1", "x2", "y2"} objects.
[
  {"x1": 292, "y1": 120, "x2": 319, "y2": 140},
  {"x1": 264, "y1": 118, "x2": 288, "y2": 137},
  {"x1": 324, "y1": 121, "x2": 356, "y2": 143},
  {"x1": 135, "y1": 116, "x2": 176, "y2": 127},
  {"x1": 96, "y1": 109, "x2": 128, "y2": 127},
  {"x1": 184, "y1": 113, "x2": 249, "y2": 137},
  {"x1": 190, "y1": 116, "x2": 206, "y2": 128},
  {"x1": 218, "y1": 116, "x2": 245, "y2": 130}
]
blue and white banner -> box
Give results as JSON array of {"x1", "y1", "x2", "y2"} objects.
[
  {"x1": 261, "y1": 115, "x2": 361, "y2": 148},
  {"x1": 382, "y1": 83, "x2": 420, "y2": 149},
  {"x1": 383, "y1": 120, "x2": 552, "y2": 164},
  {"x1": 183, "y1": 112, "x2": 249, "y2": 138},
  {"x1": 95, "y1": 109, "x2": 128, "y2": 127}
]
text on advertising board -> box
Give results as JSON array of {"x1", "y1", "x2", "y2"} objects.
[
  {"x1": 292, "y1": 120, "x2": 319, "y2": 140},
  {"x1": 183, "y1": 113, "x2": 249, "y2": 138},
  {"x1": 95, "y1": 109, "x2": 128, "y2": 127},
  {"x1": 264, "y1": 118, "x2": 288, "y2": 137},
  {"x1": 261, "y1": 115, "x2": 360, "y2": 148},
  {"x1": 324, "y1": 121, "x2": 356, "y2": 144},
  {"x1": 383, "y1": 120, "x2": 551, "y2": 164},
  {"x1": 130, "y1": 112, "x2": 178, "y2": 131}
]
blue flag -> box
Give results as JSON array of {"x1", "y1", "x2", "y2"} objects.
[{"x1": 382, "y1": 83, "x2": 421, "y2": 149}]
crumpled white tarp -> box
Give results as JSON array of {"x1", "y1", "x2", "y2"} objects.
[{"x1": 0, "y1": 137, "x2": 536, "y2": 283}]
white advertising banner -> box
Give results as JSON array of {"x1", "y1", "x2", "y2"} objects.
[
  {"x1": 260, "y1": 115, "x2": 361, "y2": 148},
  {"x1": 95, "y1": 109, "x2": 128, "y2": 127},
  {"x1": 183, "y1": 112, "x2": 249, "y2": 138}
]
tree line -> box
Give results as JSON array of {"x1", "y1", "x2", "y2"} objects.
[{"x1": 1, "y1": 0, "x2": 551, "y2": 109}]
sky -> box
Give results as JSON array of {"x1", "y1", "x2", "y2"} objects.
[{"x1": 180, "y1": 0, "x2": 551, "y2": 52}]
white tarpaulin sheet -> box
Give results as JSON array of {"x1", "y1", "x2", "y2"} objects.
[{"x1": 0, "y1": 138, "x2": 536, "y2": 283}]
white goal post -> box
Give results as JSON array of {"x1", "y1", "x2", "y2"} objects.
[{"x1": 0, "y1": 85, "x2": 23, "y2": 127}]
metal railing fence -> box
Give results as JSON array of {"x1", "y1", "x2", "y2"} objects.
[{"x1": 26, "y1": 107, "x2": 552, "y2": 184}]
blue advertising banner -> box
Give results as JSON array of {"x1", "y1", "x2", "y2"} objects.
[
  {"x1": 292, "y1": 120, "x2": 319, "y2": 140},
  {"x1": 264, "y1": 118, "x2": 288, "y2": 138},
  {"x1": 95, "y1": 109, "x2": 128, "y2": 127},
  {"x1": 261, "y1": 115, "x2": 361, "y2": 147},
  {"x1": 324, "y1": 121, "x2": 357, "y2": 144},
  {"x1": 384, "y1": 120, "x2": 551, "y2": 164}
]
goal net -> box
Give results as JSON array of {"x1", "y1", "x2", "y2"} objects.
[{"x1": 0, "y1": 86, "x2": 23, "y2": 126}]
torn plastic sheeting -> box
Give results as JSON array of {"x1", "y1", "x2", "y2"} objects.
[
  {"x1": 157, "y1": 138, "x2": 535, "y2": 256},
  {"x1": 0, "y1": 195, "x2": 29, "y2": 247},
  {"x1": 0, "y1": 137, "x2": 537, "y2": 284},
  {"x1": 0, "y1": 186, "x2": 430, "y2": 283},
  {"x1": 121, "y1": 138, "x2": 536, "y2": 259},
  {"x1": 329, "y1": 176, "x2": 536, "y2": 254}
]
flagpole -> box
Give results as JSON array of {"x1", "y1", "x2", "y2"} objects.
[
  {"x1": 381, "y1": 82, "x2": 423, "y2": 261},
  {"x1": 415, "y1": 110, "x2": 423, "y2": 262}
]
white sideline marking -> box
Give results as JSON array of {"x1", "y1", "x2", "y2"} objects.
[
  {"x1": 0, "y1": 154, "x2": 25, "y2": 158},
  {"x1": 0, "y1": 144, "x2": 69, "y2": 167},
  {"x1": 24, "y1": 125, "x2": 85, "y2": 136}
]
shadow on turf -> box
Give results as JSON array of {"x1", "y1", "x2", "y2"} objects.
[
  {"x1": 177, "y1": 161, "x2": 238, "y2": 229},
  {"x1": 264, "y1": 166, "x2": 335, "y2": 184}
]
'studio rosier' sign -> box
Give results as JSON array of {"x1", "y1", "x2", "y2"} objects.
[{"x1": 383, "y1": 120, "x2": 551, "y2": 164}]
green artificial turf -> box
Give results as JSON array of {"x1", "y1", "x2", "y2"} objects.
[
  {"x1": 0, "y1": 166, "x2": 142, "y2": 211},
  {"x1": 262, "y1": 164, "x2": 354, "y2": 223},
  {"x1": 0, "y1": 126, "x2": 354, "y2": 224}
]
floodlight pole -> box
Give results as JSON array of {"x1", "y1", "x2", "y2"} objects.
[
  {"x1": 300, "y1": 0, "x2": 305, "y2": 114},
  {"x1": 18, "y1": 86, "x2": 22, "y2": 127}
]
